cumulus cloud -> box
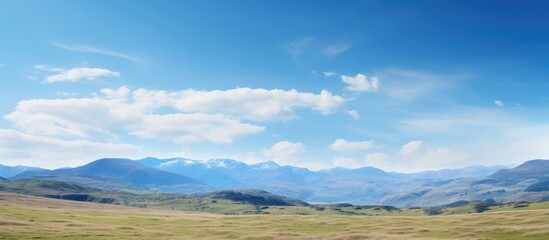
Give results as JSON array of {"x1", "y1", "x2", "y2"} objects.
[
  {"x1": 329, "y1": 139, "x2": 375, "y2": 151},
  {"x1": 346, "y1": 109, "x2": 360, "y2": 120},
  {"x1": 0, "y1": 129, "x2": 142, "y2": 168},
  {"x1": 133, "y1": 87, "x2": 345, "y2": 121},
  {"x1": 263, "y1": 141, "x2": 306, "y2": 166},
  {"x1": 4, "y1": 87, "x2": 265, "y2": 144},
  {"x1": 494, "y1": 100, "x2": 504, "y2": 107},
  {"x1": 130, "y1": 113, "x2": 263, "y2": 144},
  {"x1": 34, "y1": 65, "x2": 120, "y2": 83},
  {"x1": 4, "y1": 86, "x2": 344, "y2": 144},
  {"x1": 341, "y1": 73, "x2": 380, "y2": 93},
  {"x1": 399, "y1": 140, "x2": 423, "y2": 156}
]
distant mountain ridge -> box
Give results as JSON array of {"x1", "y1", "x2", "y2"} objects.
[
  {"x1": 489, "y1": 159, "x2": 549, "y2": 180},
  {"x1": 134, "y1": 157, "x2": 516, "y2": 205},
  {"x1": 12, "y1": 158, "x2": 206, "y2": 193},
  {"x1": 5, "y1": 157, "x2": 548, "y2": 207},
  {"x1": 381, "y1": 159, "x2": 549, "y2": 207},
  {"x1": 0, "y1": 164, "x2": 45, "y2": 178}
]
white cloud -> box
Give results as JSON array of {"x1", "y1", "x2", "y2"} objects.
[
  {"x1": 329, "y1": 139, "x2": 375, "y2": 151},
  {"x1": 341, "y1": 73, "x2": 380, "y2": 93},
  {"x1": 4, "y1": 86, "x2": 343, "y2": 144},
  {"x1": 130, "y1": 113, "x2": 264, "y2": 144},
  {"x1": 263, "y1": 141, "x2": 306, "y2": 166},
  {"x1": 51, "y1": 42, "x2": 140, "y2": 62},
  {"x1": 323, "y1": 71, "x2": 336, "y2": 77},
  {"x1": 40, "y1": 67, "x2": 120, "y2": 83},
  {"x1": 323, "y1": 43, "x2": 351, "y2": 56},
  {"x1": 0, "y1": 129, "x2": 142, "y2": 169},
  {"x1": 399, "y1": 140, "x2": 423, "y2": 156},
  {"x1": 346, "y1": 109, "x2": 360, "y2": 119},
  {"x1": 283, "y1": 38, "x2": 313, "y2": 58},
  {"x1": 494, "y1": 100, "x2": 504, "y2": 107},
  {"x1": 4, "y1": 87, "x2": 265, "y2": 144},
  {"x1": 136, "y1": 87, "x2": 345, "y2": 121}
]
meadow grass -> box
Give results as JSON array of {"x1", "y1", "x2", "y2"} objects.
[{"x1": 1, "y1": 192, "x2": 549, "y2": 239}]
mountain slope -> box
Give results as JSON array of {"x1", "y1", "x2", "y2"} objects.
[
  {"x1": 0, "y1": 164, "x2": 45, "y2": 178},
  {"x1": 137, "y1": 157, "x2": 323, "y2": 197},
  {"x1": 381, "y1": 160, "x2": 549, "y2": 207},
  {"x1": 12, "y1": 158, "x2": 205, "y2": 193},
  {"x1": 8, "y1": 157, "x2": 547, "y2": 206},
  {"x1": 397, "y1": 165, "x2": 505, "y2": 180},
  {"x1": 489, "y1": 159, "x2": 549, "y2": 180},
  {"x1": 135, "y1": 157, "x2": 543, "y2": 205}
]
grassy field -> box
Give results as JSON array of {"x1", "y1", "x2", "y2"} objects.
[
  {"x1": 1, "y1": 193, "x2": 549, "y2": 239},
  {"x1": 147, "y1": 197, "x2": 426, "y2": 216}
]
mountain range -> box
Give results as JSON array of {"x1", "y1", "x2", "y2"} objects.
[
  {"x1": 0, "y1": 164, "x2": 44, "y2": 178},
  {"x1": 3, "y1": 157, "x2": 548, "y2": 207},
  {"x1": 11, "y1": 158, "x2": 205, "y2": 192}
]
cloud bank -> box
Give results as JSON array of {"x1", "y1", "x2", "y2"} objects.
[{"x1": 4, "y1": 87, "x2": 346, "y2": 144}]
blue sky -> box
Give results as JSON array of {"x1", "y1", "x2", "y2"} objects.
[{"x1": 1, "y1": 0, "x2": 549, "y2": 172}]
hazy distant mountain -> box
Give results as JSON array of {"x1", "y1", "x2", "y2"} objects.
[
  {"x1": 0, "y1": 164, "x2": 45, "y2": 178},
  {"x1": 134, "y1": 157, "x2": 532, "y2": 205},
  {"x1": 138, "y1": 158, "x2": 244, "y2": 188},
  {"x1": 12, "y1": 158, "x2": 205, "y2": 193},
  {"x1": 136, "y1": 157, "x2": 398, "y2": 203},
  {"x1": 137, "y1": 157, "x2": 320, "y2": 198},
  {"x1": 380, "y1": 160, "x2": 549, "y2": 207},
  {"x1": 489, "y1": 159, "x2": 549, "y2": 180},
  {"x1": 395, "y1": 165, "x2": 505, "y2": 180},
  {"x1": 6, "y1": 157, "x2": 547, "y2": 206}
]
